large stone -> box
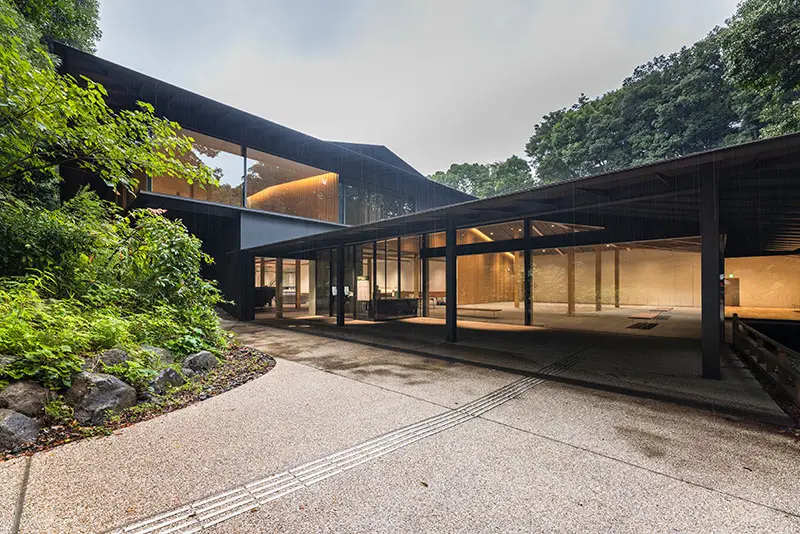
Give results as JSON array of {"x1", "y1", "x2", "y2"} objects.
[
  {"x1": 64, "y1": 372, "x2": 137, "y2": 426},
  {"x1": 0, "y1": 381, "x2": 49, "y2": 418},
  {"x1": 183, "y1": 351, "x2": 218, "y2": 375},
  {"x1": 82, "y1": 348, "x2": 129, "y2": 372},
  {"x1": 141, "y1": 345, "x2": 174, "y2": 364},
  {"x1": 149, "y1": 368, "x2": 185, "y2": 395},
  {"x1": 0, "y1": 409, "x2": 39, "y2": 449}
]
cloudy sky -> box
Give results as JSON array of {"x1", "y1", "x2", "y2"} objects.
[{"x1": 97, "y1": 0, "x2": 739, "y2": 175}]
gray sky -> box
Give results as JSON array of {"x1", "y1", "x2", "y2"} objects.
[{"x1": 97, "y1": 0, "x2": 740, "y2": 175}]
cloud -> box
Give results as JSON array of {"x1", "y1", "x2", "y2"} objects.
[{"x1": 98, "y1": 0, "x2": 740, "y2": 175}]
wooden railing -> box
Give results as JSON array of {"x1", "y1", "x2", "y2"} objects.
[{"x1": 731, "y1": 314, "x2": 800, "y2": 407}]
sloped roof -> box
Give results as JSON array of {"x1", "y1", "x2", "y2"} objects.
[{"x1": 330, "y1": 142, "x2": 424, "y2": 177}]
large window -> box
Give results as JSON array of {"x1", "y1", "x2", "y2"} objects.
[
  {"x1": 342, "y1": 184, "x2": 415, "y2": 225},
  {"x1": 150, "y1": 129, "x2": 244, "y2": 207},
  {"x1": 245, "y1": 148, "x2": 339, "y2": 222}
]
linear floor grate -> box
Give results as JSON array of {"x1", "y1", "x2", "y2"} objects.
[{"x1": 112, "y1": 350, "x2": 587, "y2": 533}]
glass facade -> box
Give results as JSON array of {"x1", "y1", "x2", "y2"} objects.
[
  {"x1": 245, "y1": 147, "x2": 339, "y2": 222},
  {"x1": 146, "y1": 130, "x2": 429, "y2": 225},
  {"x1": 342, "y1": 184, "x2": 416, "y2": 225},
  {"x1": 150, "y1": 129, "x2": 244, "y2": 207}
]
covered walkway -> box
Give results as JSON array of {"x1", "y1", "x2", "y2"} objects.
[{"x1": 238, "y1": 133, "x2": 800, "y2": 381}]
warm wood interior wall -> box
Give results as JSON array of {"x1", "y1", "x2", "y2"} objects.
[
  {"x1": 725, "y1": 255, "x2": 800, "y2": 308},
  {"x1": 429, "y1": 231, "x2": 515, "y2": 305},
  {"x1": 246, "y1": 173, "x2": 339, "y2": 222}
]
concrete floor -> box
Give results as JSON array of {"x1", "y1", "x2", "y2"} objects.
[
  {"x1": 250, "y1": 315, "x2": 789, "y2": 423},
  {"x1": 5, "y1": 324, "x2": 796, "y2": 533}
]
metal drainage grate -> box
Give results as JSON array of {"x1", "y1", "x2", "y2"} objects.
[{"x1": 114, "y1": 351, "x2": 586, "y2": 534}]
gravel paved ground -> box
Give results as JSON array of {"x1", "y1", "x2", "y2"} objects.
[{"x1": 3, "y1": 323, "x2": 798, "y2": 533}]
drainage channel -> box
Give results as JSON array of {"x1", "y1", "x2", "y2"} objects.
[{"x1": 113, "y1": 350, "x2": 589, "y2": 534}]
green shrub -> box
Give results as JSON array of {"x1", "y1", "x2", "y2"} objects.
[
  {"x1": 43, "y1": 396, "x2": 74, "y2": 425},
  {"x1": 0, "y1": 190, "x2": 229, "y2": 390}
]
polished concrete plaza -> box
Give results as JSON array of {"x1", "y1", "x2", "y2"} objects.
[{"x1": 3, "y1": 323, "x2": 796, "y2": 533}]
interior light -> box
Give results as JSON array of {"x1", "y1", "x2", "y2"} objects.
[{"x1": 729, "y1": 273, "x2": 734, "y2": 278}]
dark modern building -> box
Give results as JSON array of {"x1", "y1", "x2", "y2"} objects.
[
  {"x1": 53, "y1": 43, "x2": 473, "y2": 317},
  {"x1": 54, "y1": 44, "x2": 800, "y2": 383}
]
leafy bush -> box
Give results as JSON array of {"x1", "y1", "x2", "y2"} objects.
[{"x1": 0, "y1": 190, "x2": 230, "y2": 390}]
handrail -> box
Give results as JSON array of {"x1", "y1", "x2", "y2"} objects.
[{"x1": 731, "y1": 314, "x2": 799, "y2": 408}]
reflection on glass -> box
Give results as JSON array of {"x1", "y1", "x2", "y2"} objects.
[
  {"x1": 245, "y1": 148, "x2": 339, "y2": 222},
  {"x1": 343, "y1": 184, "x2": 415, "y2": 225},
  {"x1": 150, "y1": 129, "x2": 244, "y2": 207}
]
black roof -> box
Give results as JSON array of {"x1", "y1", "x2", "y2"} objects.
[
  {"x1": 247, "y1": 133, "x2": 800, "y2": 259},
  {"x1": 52, "y1": 42, "x2": 473, "y2": 211}
]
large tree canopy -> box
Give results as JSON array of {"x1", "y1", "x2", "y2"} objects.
[
  {"x1": 429, "y1": 155, "x2": 532, "y2": 198},
  {"x1": 432, "y1": 0, "x2": 800, "y2": 193},
  {"x1": 721, "y1": 0, "x2": 800, "y2": 136},
  {"x1": 12, "y1": 0, "x2": 101, "y2": 51},
  {"x1": 0, "y1": 0, "x2": 214, "y2": 205}
]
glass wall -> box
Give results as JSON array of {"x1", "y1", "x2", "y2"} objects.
[
  {"x1": 151, "y1": 129, "x2": 244, "y2": 207},
  {"x1": 245, "y1": 147, "x2": 339, "y2": 222},
  {"x1": 342, "y1": 184, "x2": 416, "y2": 225}
]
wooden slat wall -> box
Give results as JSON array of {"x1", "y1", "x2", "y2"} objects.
[
  {"x1": 429, "y1": 231, "x2": 515, "y2": 305},
  {"x1": 246, "y1": 173, "x2": 339, "y2": 222}
]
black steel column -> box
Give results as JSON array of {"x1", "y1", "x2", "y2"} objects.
[
  {"x1": 421, "y1": 234, "x2": 429, "y2": 317},
  {"x1": 275, "y1": 258, "x2": 283, "y2": 319},
  {"x1": 701, "y1": 173, "x2": 722, "y2": 379},
  {"x1": 238, "y1": 251, "x2": 255, "y2": 321},
  {"x1": 352, "y1": 245, "x2": 360, "y2": 320},
  {"x1": 336, "y1": 244, "x2": 345, "y2": 326},
  {"x1": 396, "y1": 237, "x2": 402, "y2": 297},
  {"x1": 614, "y1": 249, "x2": 620, "y2": 308},
  {"x1": 523, "y1": 220, "x2": 532, "y2": 326},
  {"x1": 445, "y1": 222, "x2": 457, "y2": 342},
  {"x1": 372, "y1": 241, "x2": 378, "y2": 320}
]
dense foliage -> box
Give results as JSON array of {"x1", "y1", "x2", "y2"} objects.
[
  {"x1": 525, "y1": 0, "x2": 799, "y2": 183},
  {"x1": 0, "y1": 0, "x2": 214, "y2": 207},
  {"x1": 432, "y1": 0, "x2": 800, "y2": 191},
  {"x1": 12, "y1": 0, "x2": 101, "y2": 51},
  {"x1": 429, "y1": 155, "x2": 532, "y2": 198},
  {"x1": 0, "y1": 0, "x2": 227, "y2": 391},
  {"x1": 0, "y1": 190, "x2": 228, "y2": 389}
]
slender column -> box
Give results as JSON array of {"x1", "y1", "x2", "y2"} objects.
[
  {"x1": 372, "y1": 241, "x2": 378, "y2": 320},
  {"x1": 352, "y1": 246, "x2": 360, "y2": 320},
  {"x1": 567, "y1": 249, "x2": 575, "y2": 317},
  {"x1": 295, "y1": 259, "x2": 301, "y2": 310},
  {"x1": 397, "y1": 237, "x2": 402, "y2": 298},
  {"x1": 421, "y1": 234, "x2": 429, "y2": 317},
  {"x1": 336, "y1": 244, "x2": 345, "y2": 326},
  {"x1": 701, "y1": 173, "x2": 723, "y2": 379},
  {"x1": 308, "y1": 259, "x2": 317, "y2": 315},
  {"x1": 241, "y1": 144, "x2": 247, "y2": 207},
  {"x1": 260, "y1": 258, "x2": 266, "y2": 287},
  {"x1": 275, "y1": 258, "x2": 283, "y2": 319},
  {"x1": 445, "y1": 222, "x2": 458, "y2": 342},
  {"x1": 614, "y1": 249, "x2": 620, "y2": 308},
  {"x1": 523, "y1": 220, "x2": 532, "y2": 326},
  {"x1": 595, "y1": 247, "x2": 602, "y2": 311}
]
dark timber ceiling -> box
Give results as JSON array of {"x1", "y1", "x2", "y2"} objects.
[{"x1": 249, "y1": 133, "x2": 800, "y2": 259}]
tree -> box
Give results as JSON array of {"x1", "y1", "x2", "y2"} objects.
[
  {"x1": 12, "y1": 0, "x2": 101, "y2": 52},
  {"x1": 721, "y1": 0, "x2": 800, "y2": 136},
  {"x1": 487, "y1": 155, "x2": 532, "y2": 196},
  {"x1": 525, "y1": 31, "x2": 752, "y2": 182},
  {"x1": 0, "y1": 0, "x2": 215, "y2": 205},
  {"x1": 429, "y1": 162, "x2": 491, "y2": 197},
  {"x1": 429, "y1": 156, "x2": 532, "y2": 198}
]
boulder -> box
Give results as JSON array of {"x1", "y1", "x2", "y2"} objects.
[
  {"x1": 0, "y1": 381, "x2": 49, "y2": 418},
  {"x1": 82, "y1": 348, "x2": 129, "y2": 372},
  {"x1": 65, "y1": 372, "x2": 137, "y2": 426},
  {"x1": 183, "y1": 351, "x2": 218, "y2": 375},
  {"x1": 141, "y1": 345, "x2": 174, "y2": 364},
  {"x1": 149, "y1": 368, "x2": 185, "y2": 395},
  {"x1": 0, "y1": 409, "x2": 39, "y2": 449}
]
